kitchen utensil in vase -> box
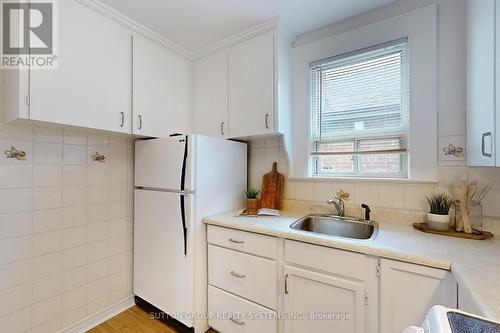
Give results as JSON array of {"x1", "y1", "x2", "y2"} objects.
[{"x1": 453, "y1": 183, "x2": 471, "y2": 233}]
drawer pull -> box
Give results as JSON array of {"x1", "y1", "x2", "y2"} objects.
[
  {"x1": 230, "y1": 317, "x2": 246, "y2": 326},
  {"x1": 229, "y1": 238, "x2": 244, "y2": 244},
  {"x1": 230, "y1": 270, "x2": 246, "y2": 278}
]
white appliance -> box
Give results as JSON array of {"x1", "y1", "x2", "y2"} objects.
[
  {"x1": 404, "y1": 305, "x2": 500, "y2": 332},
  {"x1": 134, "y1": 134, "x2": 247, "y2": 332}
]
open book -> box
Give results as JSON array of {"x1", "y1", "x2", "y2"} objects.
[{"x1": 238, "y1": 208, "x2": 280, "y2": 217}]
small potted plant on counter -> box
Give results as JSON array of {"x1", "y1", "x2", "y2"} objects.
[
  {"x1": 426, "y1": 193, "x2": 453, "y2": 230},
  {"x1": 245, "y1": 188, "x2": 260, "y2": 215}
]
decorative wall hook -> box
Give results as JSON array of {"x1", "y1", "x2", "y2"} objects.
[
  {"x1": 443, "y1": 143, "x2": 464, "y2": 157},
  {"x1": 336, "y1": 189, "x2": 350, "y2": 201},
  {"x1": 4, "y1": 146, "x2": 27, "y2": 161},
  {"x1": 91, "y1": 152, "x2": 106, "y2": 162}
]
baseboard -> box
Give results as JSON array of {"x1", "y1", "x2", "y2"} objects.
[{"x1": 58, "y1": 296, "x2": 135, "y2": 333}]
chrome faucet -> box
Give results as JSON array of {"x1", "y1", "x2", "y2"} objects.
[{"x1": 327, "y1": 189, "x2": 350, "y2": 217}]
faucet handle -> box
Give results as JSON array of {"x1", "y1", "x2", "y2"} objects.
[{"x1": 361, "y1": 204, "x2": 371, "y2": 222}]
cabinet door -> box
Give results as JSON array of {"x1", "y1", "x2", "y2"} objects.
[
  {"x1": 228, "y1": 32, "x2": 274, "y2": 138},
  {"x1": 496, "y1": 0, "x2": 500, "y2": 166},
  {"x1": 193, "y1": 50, "x2": 228, "y2": 138},
  {"x1": 467, "y1": 0, "x2": 496, "y2": 166},
  {"x1": 29, "y1": 0, "x2": 132, "y2": 133},
  {"x1": 133, "y1": 35, "x2": 191, "y2": 137},
  {"x1": 379, "y1": 259, "x2": 457, "y2": 333},
  {"x1": 284, "y1": 266, "x2": 366, "y2": 333}
]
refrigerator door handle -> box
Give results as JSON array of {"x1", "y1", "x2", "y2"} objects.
[
  {"x1": 180, "y1": 194, "x2": 187, "y2": 256},
  {"x1": 180, "y1": 135, "x2": 188, "y2": 256}
]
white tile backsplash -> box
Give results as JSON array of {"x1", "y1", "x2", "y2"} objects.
[
  {"x1": 33, "y1": 165, "x2": 62, "y2": 187},
  {"x1": 247, "y1": 136, "x2": 500, "y2": 224},
  {"x1": 0, "y1": 165, "x2": 33, "y2": 188},
  {"x1": 0, "y1": 121, "x2": 133, "y2": 331}
]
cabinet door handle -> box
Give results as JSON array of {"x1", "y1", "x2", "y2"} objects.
[
  {"x1": 229, "y1": 238, "x2": 244, "y2": 244},
  {"x1": 265, "y1": 114, "x2": 270, "y2": 129},
  {"x1": 285, "y1": 273, "x2": 289, "y2": 294},
  {"x1": 120, "y1": 112, "x2": 124, "y2": 128},
  {"x1": 230, "y1": 317, "x2": 245, "y2": 326},
  {"x1": 138, "y1": 115, "x2": 143, "y2": 130},
  {"x1": 220, "y1": 122, "x2": 225, "y2": 136},
  {"x1": 230, "y1": 270, "x2": 246, "y2": 278},
  {"x1": 482, "y1": 132, "x2": 492, "y2": 157}
]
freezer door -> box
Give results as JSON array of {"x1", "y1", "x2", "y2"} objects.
[
  {"x1": 135, "y1": 136, "x2": 192, "y2": 190},
  {"x1": 134, "y1": 189, "x2": 193, "y2": 327}
]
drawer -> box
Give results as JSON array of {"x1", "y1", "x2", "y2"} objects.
[
  {"x1": 208, "y1": 286, "x2": 277, "y2": 333},
  {"x1": 285, "y1": 240, "x2": 367, "y2": 280},
  {"x1": 208, "y1": 245, "x2": 277, "y2": 309},
  {"x1": 207, "y1": 225, "x2": 277, "y2": 259}
]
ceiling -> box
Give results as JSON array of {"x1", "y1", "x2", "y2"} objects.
[{"x1": 100, "y1": 0, "x2": 397, "y2": 52}]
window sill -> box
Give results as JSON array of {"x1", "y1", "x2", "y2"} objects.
[{"x1": 289, "y1": 176, "x2": 439, "y2": 185}]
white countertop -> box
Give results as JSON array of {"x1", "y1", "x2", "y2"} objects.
[{"x1": 203, "y1": 211, "x2": 500, "y2": 321}]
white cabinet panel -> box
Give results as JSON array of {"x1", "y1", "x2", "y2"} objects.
[
  {"x1": 379, "y1": 258, "x2": 457, "y2": 333},
  {"x1": 29, "y1": 0, "x2": 132, "y2": 133},
  {"x1": 467, "y1": 0, "x2": 496, "y2": 166},
  {"x1": 207, "y1": 225, "x2": 277, "y2": 259},
  {"x1": 133, "y1": 34, "x2": 191, "y2": 137},
  {"x1": 208, "y1": 286, "x2": 277, "y2": 333},
  {"x1": 228, "y1": 32, "x2": 275, "y2": 138},
  {"x1": 208, "y1": 244, "x2": 277, "y2": 310},
  {"x1": 193, "y1": 50, "x2": 228, "y2": 138},
  {"x1": 283, "y1": 265, "x2": 366, "y2": 333}
]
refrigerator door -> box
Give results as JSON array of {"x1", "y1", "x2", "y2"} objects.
[
  {"x1": 135, "y1": 136, "x2": 193, "y2": 191},
  {"x1": 134, "y1": 189, "x2": 193, "y2": 328}
]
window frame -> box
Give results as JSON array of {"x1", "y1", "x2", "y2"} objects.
[{"x1": 309, "y1": 38, "x2": 410, "y2": 179}]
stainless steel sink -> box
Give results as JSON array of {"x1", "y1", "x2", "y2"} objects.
[{"x1": 290, "y1": 214, "x2": 378, "y2": 240}]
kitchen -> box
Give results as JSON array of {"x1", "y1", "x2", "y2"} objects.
[{"x1": 0, "y1": 0, "x2": 499, "y2": 332}]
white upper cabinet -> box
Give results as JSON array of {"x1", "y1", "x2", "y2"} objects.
[
  {"x1": 7, "y1": 0, "x2": 133, "y2": 133},
  {"x1": 192, "y1": 50, "x2": 228, "y2": 138},
  {"x1": 133, "y1": 35, "x2": 191, "y2": 137},
  {"x1": 467, "y1": 0, "x2": 497, "y2": 166},
  {"x1": 5, "y1": 0, "x2": 191, "y2": 138},
  {"x1": 228, "y1": 31, "x2": 275, "y2": 138},
  {"x1": 192, "y1": 28, "x2": 291, "y2": 140}
]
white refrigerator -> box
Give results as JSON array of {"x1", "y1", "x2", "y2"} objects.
[{"x1": 134, "y1": 134, "x2": 247, "y2": 332}]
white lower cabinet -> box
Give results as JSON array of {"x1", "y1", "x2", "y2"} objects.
[
  {"x1": 206, "y1": 226, "x2": 457, "y2": 333},
  {"x1": 208, "y1": 286, "x2": 277, "y2": 333},
  {"x1": 379, "y1": 258, "x2": 457, "y2": 333},
  {"x1": 283, "y1": 265, "x2": 366, "y2": 333},
  {"x1": 208, "y1": 245, "x2": 277, "y2": 310}
]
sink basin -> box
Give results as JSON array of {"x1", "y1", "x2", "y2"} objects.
[{"x1": 290, "y1": 215, "x2": 378, "y2": 240}]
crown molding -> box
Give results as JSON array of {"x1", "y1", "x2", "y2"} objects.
[
  {"x1": 192, "y1": 17, "x2": 280, "y2": 60},
  {"x1": 76, "y1": 0, "x2": 193, "y2": 59}
]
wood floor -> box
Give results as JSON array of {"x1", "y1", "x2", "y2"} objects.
[{"x1": 88, "y1": 306, "x2": 217, "y2": 333}]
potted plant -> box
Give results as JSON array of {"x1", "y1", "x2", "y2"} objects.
[
  {"x1": 426, "y1": 193, "x2": 453, "y2": 230},
  {"x1": 245, "y1": 188, "x2": 260, "y2": 215}
]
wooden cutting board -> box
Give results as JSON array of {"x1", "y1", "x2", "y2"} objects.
[{"x1": 260, "y1": 162, "x2": 284, "y2": 210}]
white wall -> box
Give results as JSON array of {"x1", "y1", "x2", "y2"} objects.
[
  {"x1": 0, "y1": 70, "x2": 134, "y2": 333},
  {"x1": 290, "y1": 4, "x2": 441, "y2": 180},
  {"x1": 248, "y1": 0, "x2": 500, "y2": 224}
]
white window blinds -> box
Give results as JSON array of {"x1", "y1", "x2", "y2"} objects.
[{"x1": 310, "y1": 38, "x2": 410, "y2": 177}]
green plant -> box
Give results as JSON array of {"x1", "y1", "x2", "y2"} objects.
[
  {"x1": 245, "y1": 188, "x2": 260, "y2": 199},
  {"x1": 426, "y1": 193, "x2": 452, "y2": 215}
]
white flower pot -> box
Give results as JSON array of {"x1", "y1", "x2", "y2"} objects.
[{"x1": 427, "y1": 213, "x2": 450, "y2": 231}]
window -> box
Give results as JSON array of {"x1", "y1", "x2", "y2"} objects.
[{"x1": 310, "y1": 38, "x2": 409, "y2": 177}]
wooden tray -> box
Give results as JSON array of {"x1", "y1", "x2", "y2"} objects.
[{"x1": 413, "y1": 223, "x2": 494, "y2": 240}]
